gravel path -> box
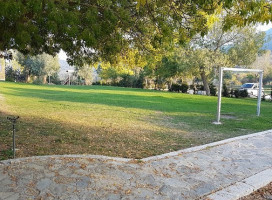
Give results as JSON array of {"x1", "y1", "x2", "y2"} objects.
[{"x1": 1, "y1": 130, "x2": 272, "y2": 200}]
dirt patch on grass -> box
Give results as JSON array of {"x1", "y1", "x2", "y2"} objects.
[{"x1": 221, "y1": 114, "x2": 237, "y2": 119}]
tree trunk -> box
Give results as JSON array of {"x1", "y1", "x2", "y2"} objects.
[
  {"x1": 26, "y1": 75, "x2": 30, "y2": 83},
  {"x1": 200, "y1": 71, "x2": 210, "y2": 96},
  {"x1": 42, "y1": 75, "x2": 47, "y2": 84}
]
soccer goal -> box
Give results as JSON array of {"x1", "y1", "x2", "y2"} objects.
[{"x1": 214, "y1": 67, "x2": 264, "y2": 124}]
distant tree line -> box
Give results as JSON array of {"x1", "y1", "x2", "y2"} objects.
[{"x1": 94, "y1": 23, "x2": 271, "y2": 95}]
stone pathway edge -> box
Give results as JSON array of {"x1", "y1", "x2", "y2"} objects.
[{"x1": 206, "y1": 167, "x2": 272, "y2": 200}]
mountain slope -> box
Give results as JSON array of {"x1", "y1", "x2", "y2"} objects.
[{"x1": 263, "y1": 28, "x2": 272, "y2": 51}]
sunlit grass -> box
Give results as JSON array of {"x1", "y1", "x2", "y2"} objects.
[{"x1": 0, "y1": 82, "x2": 271, "y2": 160}]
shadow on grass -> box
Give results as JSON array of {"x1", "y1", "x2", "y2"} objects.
[
  {"x1": 0, "y1": 110, "x2": 197, "y2": 160},
  {"x1": 1, "y1": 86, "x2": 257, "y2": 114},
  {"x1": 1, "y1": 84, "x2": 272, "y2": 160}
]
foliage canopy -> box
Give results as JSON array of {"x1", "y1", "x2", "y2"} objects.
[{"x1": 0, "y1": 0, "x2": 271, "y2": 64}]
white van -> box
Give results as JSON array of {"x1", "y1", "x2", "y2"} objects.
[{"x1": 239, "y1": 83, "x2": 264, "y2": 96}]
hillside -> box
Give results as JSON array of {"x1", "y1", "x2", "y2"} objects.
[
  {"x1": 58, "y1": 59, "x2": 74, "y2": 80},
  {"x1": 263, "y1": 28, "x2": 272, "y2": 51}
]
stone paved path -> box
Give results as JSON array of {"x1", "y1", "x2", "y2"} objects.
[{"x1": 1, "y1": 130, "x2": 272, "y2": 200}]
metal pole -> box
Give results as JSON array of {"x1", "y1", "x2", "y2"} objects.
[
  {"x1": 12, "y1": 123, "x2": 15, "y2": 159},
  {"x1": 257, "y1": 71, "x2": 263, "y2": 116},
  {"x1": 7, "y1": 116, "x2": 19, "y2": 159},
  {"x1": 215, "y1": 67, "x2": 223, "y2": 124}
]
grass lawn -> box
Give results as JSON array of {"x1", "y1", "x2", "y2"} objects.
[{"x1": 0, "y1": 82, "x2": 272, "y2": 160}]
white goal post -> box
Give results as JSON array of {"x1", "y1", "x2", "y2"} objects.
[{"x1": 214, "y1": 67, "x2": 264, "y2": 124}]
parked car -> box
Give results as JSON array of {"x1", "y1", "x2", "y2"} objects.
[{"x1": 239, "y1": 83, "x2": 264, "y2": 96}]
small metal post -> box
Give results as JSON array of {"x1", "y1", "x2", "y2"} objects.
[
  {"x1": 257, "y1": 71, "x2": 263, "y2": 116},
  {"x1": 214, "y1": 67, "x2": 223, "y2": 124},
  {"x1": 7, "y1": 116, "x2": 19, "y2": 159},
  {"x1": 12, "y1": 123, "x2": 15, "y2": 158}
]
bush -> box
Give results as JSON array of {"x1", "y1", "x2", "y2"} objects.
[
  {"x1": 209, "y1": 83, "x2": 217, "y2": 96},
  {"x1": 135, "y1": 71, "x2": 144, "y2": 88},
  {"x1": 222, "y1": 84, "x2": 229, "y2": 97},
  {"x1": 48, "y1": 73, "x2": 61, "y2": 85},
  {"x1": 33, "y1": 78, "x2": 43, "y2": 85},
  {"x1": 169, "y1": 84, "x2": 181, "y2": 92},
  {"x1": 92, "y1": 81, "x2": 101, "y2": 85},
  {"x1": 240, "y1": 89, "x2": 248, "y2": 98},
  {"x1": 189, "y1": 85, "x2": 195, "y2": 90},
  {"x1": 234, "y1": 89, "x2": 248, "y2": 98},
  {"x1": 180, "y1": 83, "x2": 189, "y2": 93},
  {"x1": 5, "y1": 66, "x2": 15, "y2": 82},
  {"x1": 196, "y1": 84, "x2": 204, "y2": 90},
  {"x1": 117, "y1": 73, "x2": 144, "y2": 89},
  {"x1": 230, "y1": 89, "x2": 234, "y2": 97},
  {"x1": 169, "y1": 83, "x2": 188, "y2": 93},
  {"x1": 234, "y1": 89, "x2": 240, "y2": 98}
]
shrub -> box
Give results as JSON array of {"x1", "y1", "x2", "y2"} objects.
[
  {"x1": 230, "y1": 89, "x2": 234, "y2": 97},
  {"x1": 209, "y1": 83, "x2": 217, "y2": 96},
  {"x1": 48, "y1": 73, "x2": 61, "y2": 85},
  {"x1": 196, "y1": 84, "x2": 204, "y2": 90},
  {"x1": 92, "y1": 81, "x2": 101, "y2": 85},
  {"x1": 5, "y1": 66, "x2": 15, "y2": 82},
  {"x1": 169, "y1": 84, "x2": 181, "y2": 92},
  {"x1": 189, "y1": 85, "x2": 195, "y2": 90},
  {"x1": 222, "y1": 84, "x2": 229, "y2": 97},
  {"x1": 33, "y1": 78, "x2": 43, "y2": 85},
  {"x1": 118, "y1": 73, "x2": 144, "y2": 89},
  {"x1": 180, "y1": 83, "x2": 189, "y2": 93},
  {"x1": 234, "y1": 89, "x2": 240, "y2": 98},
  {"x1": 234, "y1": 89, "x2": 248, "y2": 98},
  {"x1": 240, "y1": 89, "x2": 248, "y2": 98}
]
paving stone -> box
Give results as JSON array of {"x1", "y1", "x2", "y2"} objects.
[
  {"x1": 0, "y1": 192, "x2": 15, "y2": 199},
  {"x1": 36, "y1": 178, "x2": 52, "y2": 191},
  {"x1": 105, "y1": 194, "x2": 122, "y2": 200},
  {"x1": 76, "y1": 177, "x2": 90, "y2": 188},
  {"x1": 1, "y1": 193, "x2": 19, "y2": 200},
  {"x1": 158, "y1": 184, "x2": 180, "y2": 196}
]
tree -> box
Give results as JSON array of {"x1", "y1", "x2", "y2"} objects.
[
  {"x1": 16, "y1": 52, "x2": 60, "y2": 83},
  {"x1": 42, "y1": 54, "x2": 60, "y2": 84},
  {"x1": 249, "y1": 50, "x2": 272, "y2": 84},
  {"x1": 0, "y1": 1, "x2": 271, "y2": 64},
  {"x1": 184, "y1": 22, "x2": 265, "y2": 95},
  {"x1": 185, "y1": 48, "x2": 230, "y2": 95},
  {"x1": 75, "y1": 64, "x2": 94, "y2": 85},
  {"x1": 227, "y1": 29, "x2": 266, "y2": 67}
]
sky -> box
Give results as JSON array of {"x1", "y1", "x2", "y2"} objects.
[
  {"x1": 58, "y1": 23, "x2": 272, "y2": 61},
  {"x1": 58, "y1": 50, "x2": 68, "y2": 60},
  {"x1": 256, "y1": 22, "x2": 272, "y2": 31}
]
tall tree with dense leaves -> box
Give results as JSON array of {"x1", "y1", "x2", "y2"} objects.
[{"x1": 0, "y1": 0, "x2": 271, "y2": 65}]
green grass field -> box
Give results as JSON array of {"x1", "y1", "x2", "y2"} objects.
[{"x1": 0, "y1": 82, "x2": 271, "y2": 160}]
